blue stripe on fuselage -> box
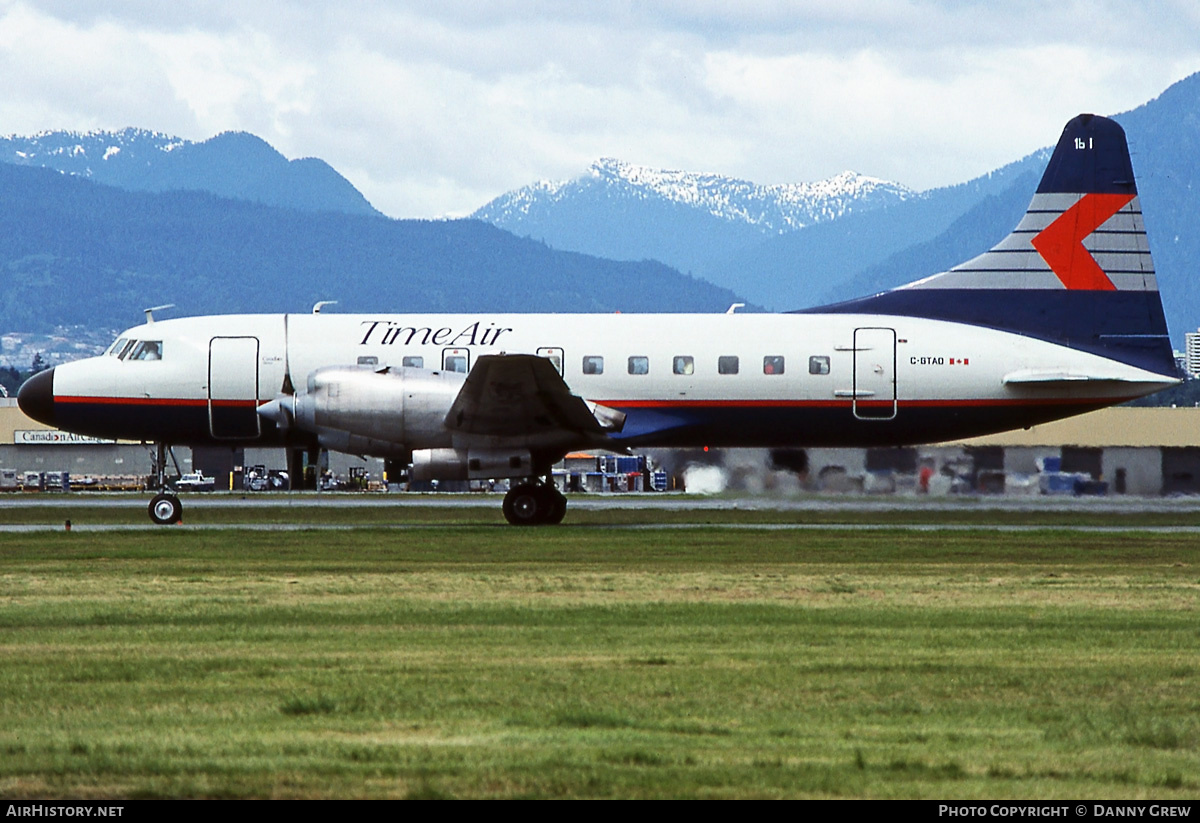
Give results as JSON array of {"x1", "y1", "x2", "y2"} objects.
[
  {"x1": 53, "y1": 400, "x2": 286, "y2": 446},
  {"x1": 798, "y1": 289, "x2": 1175, "y2": 377}
]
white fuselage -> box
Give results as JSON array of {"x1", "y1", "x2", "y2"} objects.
[{"x1": 40, "y1": 311, "x2": 1172, "y2": 454}]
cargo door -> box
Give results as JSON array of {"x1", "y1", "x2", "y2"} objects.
[
  {"x1": 209, "y1": 336, "x2": 261, "y2": 439},
  {"x1": 853, "y1": 327, "x2": 896, "y2": 420}
]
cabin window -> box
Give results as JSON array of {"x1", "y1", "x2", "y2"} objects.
[
  {"x1": 718, "y1": 355, "x2": 739, "y2": 375},
  {"x1": 402, "y1": 356, "x2": 424, "y2": 368},
  {"x1": 809, "y1": 355, "x2": 830, "y2": 375},
  {"x1": 129, "y1": 341, "x2": 163, "y2": 361},
  {"x1": 582, "y1": 356, "x2": 604, "y2": 375},
  {"x1": 673, "y1": 356, "x2": 694, "y2": 375},
  {"x1": 628, "y1": 356, "x2": 649, "y2": 375},
  {"x1": 763, "y1": 355, "x2": 785, "y2": 375},
  {"x1": 442, "y1": 348, "x2": 469, "y2": 373},
  {"x1": 357, "y1": 355, "x2": 379, "y2": 367}
]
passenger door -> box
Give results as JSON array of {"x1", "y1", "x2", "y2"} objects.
[
  {"x1": 208, "y1": 336, "x2": 261, "y2": 439},
  {"x1": 852, "y1": 327, "x2": 896, "y2": 420}
]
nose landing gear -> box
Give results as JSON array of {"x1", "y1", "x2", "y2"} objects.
[
  {"x1": 148, "y1": 441, "x2": 183, "y2": 525},
  {"x1": 148, "y1": 492, "x2": 183, "y2": 525}
]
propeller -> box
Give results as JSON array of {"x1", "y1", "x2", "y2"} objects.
[{"x1": 256, "y1": 395, "x2": 296, "y2": 431}]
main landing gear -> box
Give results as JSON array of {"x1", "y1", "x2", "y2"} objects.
[
  {"x1": 502, "y1": 480, "x2": 567, "y2": 526},
  {"x1": 148, "y1": 441, "x2": 182, "y2": 525}
]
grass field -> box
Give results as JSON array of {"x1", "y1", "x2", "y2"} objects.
[{"x1": 0, "y1": 499, "x2": 1197, "y2": 798}]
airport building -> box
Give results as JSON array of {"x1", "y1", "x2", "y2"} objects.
[
  {"x1": 4, "y1": 396, "x2": 1200, "y2": 496},
  {"x1": 1186, "y1": 330, "x2": 1200, "y2": 378},
  {"x1": 755, "y1": 407, "x2": 1200, "y2": 496}
]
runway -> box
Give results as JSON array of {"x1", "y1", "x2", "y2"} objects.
[
  {"x1": 7, "y1": 489, "x2": 1200, "y2": 511},
  {"x1": 4, "y1": 490, "x2": 1200, "y2": 531}
]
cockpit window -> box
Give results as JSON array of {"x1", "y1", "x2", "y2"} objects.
[
  {"x1": 128, "y1": 341, "x2": 163, "y2": 361},
  {"x1": 107, "y1": 338, "x2": 129, "y2": 357}
]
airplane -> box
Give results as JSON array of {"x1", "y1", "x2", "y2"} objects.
[{"x1": 17, "y1": 114, "x2": 1179, "y2": 525}]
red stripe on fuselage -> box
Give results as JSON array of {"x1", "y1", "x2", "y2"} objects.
[{"x1": 56, "y1": 395, "x2": 258, "y2": 408}]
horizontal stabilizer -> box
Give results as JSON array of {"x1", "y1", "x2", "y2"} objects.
[{"x1": 1003, "y1": 369, "x2": 1180, "y2": 386}]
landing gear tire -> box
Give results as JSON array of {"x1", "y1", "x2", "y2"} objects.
[
  {"x1": 503, "y1": 483, "x2": 567, "y2": 525},
  {"x1": 148, "y1": 492, "x2": 183, "y2": 525},
  {"x1": 547, "y1": 489, "x2": 568, "y2": 525},
  {"x1": 503, "y1": 483, "x2": 544, "y2": 525}
]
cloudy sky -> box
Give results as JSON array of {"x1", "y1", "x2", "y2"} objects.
[{"x1": 2, "y1": 1, "x2": 1198, "y2": 218}]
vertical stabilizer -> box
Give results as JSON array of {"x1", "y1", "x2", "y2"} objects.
[{"x1": 808, "y1": 115, "x2": 1174, "y2": 376}]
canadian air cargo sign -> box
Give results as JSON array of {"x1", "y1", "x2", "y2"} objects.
[{"x1": 14, "y1": 430, "x2": 116, "y2": 445}]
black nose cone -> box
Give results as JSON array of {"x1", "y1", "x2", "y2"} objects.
[{"x1": 17, "y1": 368, "x2": 56, "y2": 427}]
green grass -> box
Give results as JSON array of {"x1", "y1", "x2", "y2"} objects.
[{"x1": 0, "y1": 515, "x2": 1197, "y2": 798}]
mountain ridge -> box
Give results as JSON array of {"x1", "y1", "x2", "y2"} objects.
[
  {"x1": 0, "y1": 160, "x2": 750, "y2": 342},
  {"x1": 0, "y1": 127, "x2": 381, "y2": 217},
  {"x1": 472, "y1": 158, "x2": 913, "y2": 279},
  {"x1": 469, "y1": 71, "x2": 1200, "y2": 341},
  {"x1": 482, "y1": 158, "x2": 914, "y2": 231}
]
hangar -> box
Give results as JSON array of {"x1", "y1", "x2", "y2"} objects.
[{"x1": 797, "y1": 407, "x2": 1200, "y2": 496}]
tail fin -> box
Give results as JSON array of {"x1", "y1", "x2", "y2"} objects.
[{"x1": 809, "y1": 114, "x2": 1175, "y2": 376}]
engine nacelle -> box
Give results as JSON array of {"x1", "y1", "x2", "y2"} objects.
[
  {"x1": 259, "y1": 366, "x2": 464, "y2": 457},
  {"x1": 411, "y1": 448, "x2": 534, "y2": 481}
]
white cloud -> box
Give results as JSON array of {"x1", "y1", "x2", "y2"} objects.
[
  {"x1": 143, "y1": 26, "x2": 317, "y2": 139},
  {"x1": 1, "y1": 0, "x2": 1198, "y2": 217}
]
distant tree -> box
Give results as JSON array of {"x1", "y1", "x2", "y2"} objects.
[
  {"x1": 30, "y1": 352, "x2": 46, "y2": 374},
  {"x1": 0, "y1": 366, "x2": 23, "y2": 397}
]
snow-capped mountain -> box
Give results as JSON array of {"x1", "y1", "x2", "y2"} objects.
[
  {"x1": 1, "y1": 127, "x2": 188, "y2": 174},
  {"x1": 477, "y1": 158, "x2": 913, "y2": 234},
  {"x1": 470, "y1": 159, "x2": 913, "y2": 278},
  {"x1": 0, "y1": 128, "x2": 380, "y2": 217}
]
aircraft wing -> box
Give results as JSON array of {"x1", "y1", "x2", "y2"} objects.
[{"x1": 444, "y1": 354, "x2": 625, "y2": 443}]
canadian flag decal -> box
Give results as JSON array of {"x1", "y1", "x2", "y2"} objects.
[{"x1": 1031, "y1": 192, "x2": 1134, "y2": 291}]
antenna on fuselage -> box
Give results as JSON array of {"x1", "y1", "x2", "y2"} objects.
[
  {"x1": 144, "y1": 304, "x2": 175, "y2": 324},
  {"x1": 725, "y1": 303, "x2": 745, "y2": 314},
  {"x1": 312, "y1": 301, "x2": 338, "y2": 314}
]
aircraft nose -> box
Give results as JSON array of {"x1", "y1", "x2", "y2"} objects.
[{"x1": 17, "y1": 368, "x2": 56, "y2": 427}]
